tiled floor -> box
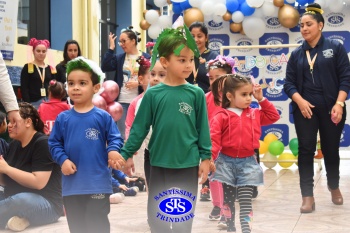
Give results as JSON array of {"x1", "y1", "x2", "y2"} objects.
[{"x1": 2, "y1": 157, "x2": 350, "y2": 233}]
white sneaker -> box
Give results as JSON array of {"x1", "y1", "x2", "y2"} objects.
[
  {"x1": 130, "y1": 186, "x2": 139, "y2": 193},
  {"x1": 110, "y1": 193, "x2": 125, "y2": 204},
  {"x1": 6, "y1": 216, "x2": 30, "y2": 232}
]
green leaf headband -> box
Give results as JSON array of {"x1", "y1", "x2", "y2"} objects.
[
  {"x1": 66, "y1": 56, "x2": 105, "y2": 83},
  {"x1": 150, "y1": 25, "x2": 200, "y2": 70}
]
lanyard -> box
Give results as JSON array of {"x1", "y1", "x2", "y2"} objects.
[
  {"x1": 306, "y1": 50, "x2": 317, "y2": 84},
  {"x1": 35, "y1": 64, "x2": 46, "y2": 87}
]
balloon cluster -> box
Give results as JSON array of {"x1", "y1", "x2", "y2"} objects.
[
  {"x1": 142, "y1": 0, "x2": 349, "y2": 40},
  {"x1": 92, "y1": 80, "x2": 123, "y2": 122},
  {"x1": 259, "y1": 133, "x2": 299, "y2": 169}
]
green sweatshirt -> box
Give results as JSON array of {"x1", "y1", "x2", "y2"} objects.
[{"x1": 121, "y1": 83, "x2": 212, "y2": 169}]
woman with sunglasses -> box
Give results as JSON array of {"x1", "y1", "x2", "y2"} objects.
[{"x1": 101, "y1": 26, "x2": 150, "y2": 139}]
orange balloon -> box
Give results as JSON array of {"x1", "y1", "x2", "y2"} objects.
[
  {"x1": 222, "y1": 12, "x2": 232, "y2": 21},
  {"x1": 273, "y1": 0, "x2": 284, "y2": 7},
  {"x1": 230, "y1": 23, "x2": 242, "y2": 33},
  {"x1": 140, "y1": 19, "x2": 151, "y2": 30},
  {"x1": 278, "y1": 5, "x2": 300, "y2": 28},
  {"x1": 167, "y1": 0, "x2": 172, "y2": 4},
  {"x1": 184, "y1": 8, "x2": 204, "y2": 27}
]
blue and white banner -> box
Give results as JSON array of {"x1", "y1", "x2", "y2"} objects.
[{"x1": 0, "y1": 0, "x2": 19, "y2": 60}]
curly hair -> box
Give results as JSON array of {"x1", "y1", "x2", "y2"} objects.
[{"x1": 19, "y1": 102, "x2": 45, "y2": 133}]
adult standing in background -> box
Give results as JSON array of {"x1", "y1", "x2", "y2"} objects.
[
  {"x1": 284, "y1": 3, "x2": 350, "y2": 213},
  {"x1": 188, "y1": 22, "x2": 218, "y2": 93},
  {"x1": 20, "y1": 38, "x2": 62, "y2": 109},
  {"x1": 101, "y1": 26, "x2": 150, "y2": 139},
  {"x1": 56, "y1": 40, "x2": 82, "y2": 82},
  {"x1": 0, "y1": 52, "x2": 21, "y2": 124}
]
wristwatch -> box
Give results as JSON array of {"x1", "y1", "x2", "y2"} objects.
[{"x1": 336, "y1": 101, "x2": 345, "y2": 107}]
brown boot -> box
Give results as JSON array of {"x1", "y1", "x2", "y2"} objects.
[
  {"x1": 300, "y1": 196, "x2": 315, "y2": 213},
  {"x1": 328, "y1": 187, "x2": 343, "y2": 205}
]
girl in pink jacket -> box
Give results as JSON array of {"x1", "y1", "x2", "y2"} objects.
[{"x1": 210, "y1": 74, "x2": 279, "y2": 233}]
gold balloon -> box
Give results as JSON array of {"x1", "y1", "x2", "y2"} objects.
[
  {"x1": 278, "y1": 5, "x2": 300, "y2": 28},
  {"x1": 184, "y1": 8, "x2": 204, "y2": 27},
  {"x1": 273, "y1": 0, "x2": 284, "y2": 7},
  {"x1": 143, "y1": 10, "x2": 148, "y2": 19},
  {"x1": 222, "y1": 12, "x2": 232, "y2": 21},
  {"x1": 140, "y1": 19, "x2": 150, "y2": 30},
  {"x1": 167, "y1": 0, "x2": 172, "y2": 4},
  {"x1": 230, "y1": 23, "x2": 242, "y2": 33}
]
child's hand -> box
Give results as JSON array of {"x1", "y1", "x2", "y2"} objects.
[
  {"x1": 198, "y1": 159, "x2": 210, "y2": 184},
  {"x1": 125, "y1": 176, "x2": 138, "y2": 183},
  {"x1": 124, "y1": 158, "x2": 135, "y2": 177},
  {"x1": 119, "y1": 184, "x2": 128, "y2": 191},
  {"x1": 252, "y1": 84, "x2": 263, "y2": 101},
  {"x1": 61, "y1": 159, "x2": 77, "y2": 176},
  {"x1": 108, "y1": 151, "x2": 126, "y2": 170},
  {"x1": 209, "y1": 159, "x2": 216, "y2": 172}
]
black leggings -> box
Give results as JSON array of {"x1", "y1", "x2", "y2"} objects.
[{"x1": 223, "y1": 184, "x2": 253, "y2": 233}]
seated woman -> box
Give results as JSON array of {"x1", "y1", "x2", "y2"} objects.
[{"x1": 0, "y1": 102, "x2": 63, "y2": 232}]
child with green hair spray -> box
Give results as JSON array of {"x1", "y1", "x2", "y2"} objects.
[
  {"x1": 121, "y1": 26, "x2": 212, "y2": 233},
  {"x1": 48, "y1": 57, "x2": 125, "y2": 233}
]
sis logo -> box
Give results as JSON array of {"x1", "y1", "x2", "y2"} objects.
[
  {"x1": 261, "y1": 77, "x2": 288, "y2": 101},
  {"x1": 155, "y1": 188, "x2": 196, "y2": 223},
  {"x1": 261, "y1": 124, "x2": 289, "y2": 146},
  {"x1": 265, "y1": 17, "x2": 281, "y2": 29},
  {"x1": 207, "y1": 20, "x2": 223, "y2": 30},
  {"x1": 235, "y1": 38, "x2": 253, "y2": 53},
  {"x1": 234, "y1": 56, "x2": 259, "y2": 78},
  {"x1": 325, "y1": 13, "x2": 345, "y2": 27},
  {"x1": 324, "y1": 31, "x2": 350, "y2": 53},
  {"x1": 208, "y1": 34, "x2": 230, "y2": 56},
  {"x1": 259, "y1": 33, "x2": 289, "y2": 55}
]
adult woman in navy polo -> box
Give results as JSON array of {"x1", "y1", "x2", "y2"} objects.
[
  {"x1": 284, "y1": 3, "x2": 350, "y2": 214},
  {"x1": 101, "y1": 26, "x2": 150, "y2": 139}
]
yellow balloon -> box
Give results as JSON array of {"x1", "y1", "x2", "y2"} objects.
[
  {"x1": 184, "y1": 8, "x2": 204, "y2": 27},
  {"x1": 263, "y1": 133, "x2": 278, "y2": 146},
  {"x1": 278, "y1": 4, "x2": 300, "y2": 28},
  {"x1": 259, "y1": 140, "x2": 268, "y2": 154},
  {"x1": 278, "y1": 152, "x2": 296, "y2": 168}
]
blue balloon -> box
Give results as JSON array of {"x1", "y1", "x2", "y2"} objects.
[
  {"x1": 298, "y1": 0, "x2": 308, "y2": 5},
  {"x1": 172, "y1": 3, "x2": 183, "y2": 14},
  {"x1": 239, "y1": 2, "x2": 255, "y2": 16},
  {"x1": 238, "y1": 0, "x2": 245, "y2": 3},
  {"x1": 308, "y1": 0, "x2": 315, "y2": 3},
  {"x1": 226, "y1": 0, "x2": 239, "y2": 13},
  {"x1": 180, "y1": 0, "x2": 191, "y2": 11}
]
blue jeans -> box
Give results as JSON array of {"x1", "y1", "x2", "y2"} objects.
[
  {"x1": 0, "y1": 192, "x2": 61, "y2": 228},
  {"x1": 117, "y1": 102, "x2": 129, "y2": 140}
]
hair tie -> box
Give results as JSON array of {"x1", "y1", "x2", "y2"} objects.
[
  {"x1": 305, "y1": 7, "x2": 324, "y2": 15},
  {"x1": 49, "y1": 79, "x2": 57, "y2": 86},
  {"x1": 136, "y1": 56, "x2": 151, "y2": 69},
  {"x1": 146, "y1": 42, "x2": 155, "y2": 48}
]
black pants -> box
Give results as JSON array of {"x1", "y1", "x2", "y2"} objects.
[
  {"x1": 63, "y1": 194, "x2": 111, "y2": 233},
  {"x1": 293, "y1": 106, "x2": 346, "y2": 197},
  {"x1": 148, "y1": 166, "x2": 198, "y2": 233}
]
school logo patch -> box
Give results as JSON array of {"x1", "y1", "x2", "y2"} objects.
[
  {"x1": 85, "y1": 128, "x2": 100, "y2": 140},
  {"x1": 179, "y1": 102, "x2": 193, "y2": 115},
  {"x1": 322, "y1": 49, "x2": 333, "y2": 58}
]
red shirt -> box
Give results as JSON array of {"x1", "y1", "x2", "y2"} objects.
[
  {"x1": 38, "y1": 99, "x2": 70, "y2": 135},
  {"x1": 205, "y1": 91, "x2": 223, "y2": 123}
]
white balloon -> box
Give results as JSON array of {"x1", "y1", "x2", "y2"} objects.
[
  {"x1": 154, "y1": 0, "x2": 168, "y2": 8},
  {"x1": 148, "y1": 24, "x2": 162, "y2": 39},
  {"x1": 328, "y1": 0, "x2": 343, "y2": 13},
  {"x1": 189, "y1": 0, "x2": 202, "y2": 7},
  {"x1": 252, "y1": 8, "x2": 264, "y2": 18},
  {"x1": 285, "y1": 0, "x2": 295, "y2": 4},
  {"x1": 213, "y1": 3, "x2": 227, "y2": 16},
  {"x1": 231, "y1": 11, "x2": 244, "y2": 23},
  {"x1": 171, "y1": 0, "x2": 186, "y2": 2},
  {"x1": 246, "y1": 0, "x2": 265, "y2": 8},
  {"x1": 145, "y1": 10, "x2": 160, "y2": 25},
  {"x1": 344, "y1": 0, "x2": 350, "y2": 4},
  {"x1": 262, "y1": 1, "x2": 278, "y2": 16},
  {"x1": 242, "y1": 16, "x2": 266, "y2": 39},
  {"x1": 315, "y1": 0, "x2": 328, "y2": 9},
  {"x1": 201, "y1": 0, "x2": 215, "y2": 16},
  {"x1": 212, "y1": 14, "x2": 224, "y2": 23},
  {"x1": 158, "y1": 15, "x2": 172, "y2": 28},
  {"x1": 215, "y1": 0, "x2": 227, "y2": 4}
]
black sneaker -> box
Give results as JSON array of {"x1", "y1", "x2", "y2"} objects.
[
  {"x1": 200, "y1": 186, "x2": 210, "y2": 201},
  {"x1": 208, "y1": 206, "x2": 221, "y2": 220}
]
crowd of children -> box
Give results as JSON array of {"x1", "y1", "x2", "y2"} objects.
[{"x1": 0, "y1": 24, "x2": 280, "y2": 233}]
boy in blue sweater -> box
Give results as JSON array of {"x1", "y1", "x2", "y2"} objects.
[{"x1": 49, "y1": 57, "x2": 125, "y2": 233}]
